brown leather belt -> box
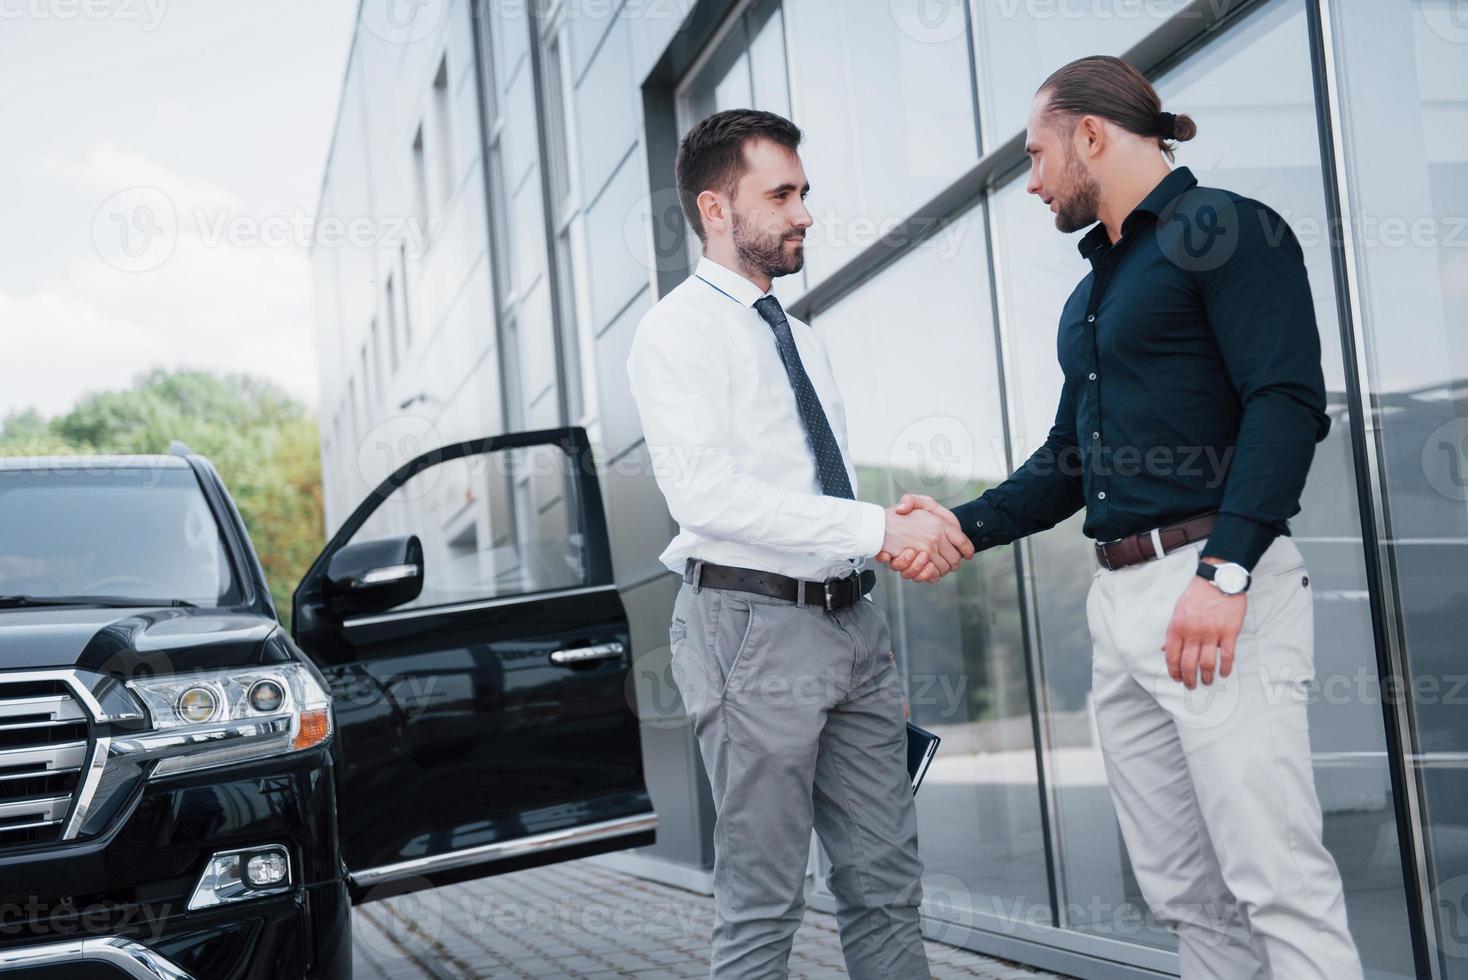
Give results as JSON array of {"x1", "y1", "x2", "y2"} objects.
[
  {"x1": 684, "y1": 559, "x2": 875, "y2": 610},
  {"x1": 1095, "y1": 511, "x2": 1218, "y2": 570}
]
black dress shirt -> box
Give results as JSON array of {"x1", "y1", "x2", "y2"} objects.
[{"x1": 953, "y1": 166, "x2": 1329, "y2": 570}]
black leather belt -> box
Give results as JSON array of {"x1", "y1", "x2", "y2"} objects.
[{"x1": 683, "y1": 559, "x2": 875, "y2": 610}]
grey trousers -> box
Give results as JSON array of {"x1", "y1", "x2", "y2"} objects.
[{"x1": 669, "y1": 578, "x2": 930, "y2": 980}]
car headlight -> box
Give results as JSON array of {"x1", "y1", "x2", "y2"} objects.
[{"x1": 125, "y1": 664, "x2": 333, "y2": 777}]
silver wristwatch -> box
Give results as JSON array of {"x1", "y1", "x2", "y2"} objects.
[{"x1": 1196, "y1": 561, "x2": 1250, "y2": 595}]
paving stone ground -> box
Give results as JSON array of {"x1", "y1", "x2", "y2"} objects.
[{"x1": 351, "y1": 857, "x2": 1069, "y2": 979}]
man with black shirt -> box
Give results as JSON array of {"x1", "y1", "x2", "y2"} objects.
[{"x1": 887, "y1": 56, "x2": 1362, "y2": 977}]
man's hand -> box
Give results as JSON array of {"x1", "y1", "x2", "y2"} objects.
[
  {"x1": 877, "y1": 494, "x2": 974, "y2": 583},
  {"x1": 1162, "y1": 558, "x2": 1248, "y2": 689}
]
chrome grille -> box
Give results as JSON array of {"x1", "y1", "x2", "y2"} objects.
[{"x1": 0, "y1": 679, "x2": 90, "y2": 849}]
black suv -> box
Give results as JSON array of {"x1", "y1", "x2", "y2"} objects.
[{"x1": 0, "y1": 428, "x2": 655, "y2": 979}]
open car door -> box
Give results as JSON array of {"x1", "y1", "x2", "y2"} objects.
[{"x1": 291, "y1": 427, "x2": 654, "y2": 900}]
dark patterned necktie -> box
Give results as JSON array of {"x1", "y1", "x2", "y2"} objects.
[{"x1": 753, "y1": 295, "x2": 855, "y2": 500}]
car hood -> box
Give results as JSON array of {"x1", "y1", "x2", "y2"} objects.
[{"x1": 0, "y1": 606, "x2": 286, "y2": 674}]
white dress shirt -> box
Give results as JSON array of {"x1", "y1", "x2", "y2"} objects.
[{"x1": 626, "y1": 255, "x2": 886, "y2": 580}]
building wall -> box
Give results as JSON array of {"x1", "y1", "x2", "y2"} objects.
[{"x1": 312, "y1": 0, "x2": 499, "y2": 534}]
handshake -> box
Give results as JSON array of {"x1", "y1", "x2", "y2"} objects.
[{"x1": 875, "y1": 493, "x2": 975, "y2": 584}]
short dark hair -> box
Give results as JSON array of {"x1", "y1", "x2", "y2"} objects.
[
  {"x1": 1038, "y1": 55, "x2": 1196, "y2": 162},
  {"x1": 675, "y1": 109, "x2": 803, "y2": 243}
]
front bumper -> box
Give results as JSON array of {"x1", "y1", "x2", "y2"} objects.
[
  {"x1": 0, "y1": 881, "x2": 351, "y2": 979},
  {"x1": 0, "y1": 748, "x2": 350, "y2": 979},
  {"x1": 0, "y1": 936, "x2": 191, "y2": 978}
]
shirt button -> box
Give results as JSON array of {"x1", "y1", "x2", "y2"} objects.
[
  {"x1": 1088, "y1": 372, "x2": 1097, "y2": 381},
  {"x1": 975, "y1": 520, "x2": 984, "y2": 528},
  {"x1": 1097, "y1": 491, "x2": 1107, "y2": 500},
  {"x1": 1086, "y1": 314, "x2": 1096, "y2": 323},
  {"x1": 1092, "y1": 431, "x2": 1100, "y2": 440}
]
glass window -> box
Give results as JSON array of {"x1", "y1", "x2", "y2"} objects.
[
  {"x1": 677, "y1": 0, "x2": 804, "y2": 301},
  {"x1": 0, "y1": 466, "x2": 240, "y2": 607},
  {"x1": 970, "y1": 0, "x2": 1188, "y2": 147},
  {"x1": 784, "y1": 0, "x2": 977, "y2": 289},
  {"x1": 680, "y1": 0, "x2": 788, "y2": 123},
  {"x1": 384, "y1": 274, "x2": 400, "y2": 373},
  {"x1": 541, "y1": 23, "x2": 585, "y2": 423},
  {"x1": 1329, "y1": 2, "x2": 1468, "y2": 974},
  {"x1": 345, "y1": 444, "x2": 588, "y2": 609},
  {"x1": 432, "y1": 56, "x2": 455, "y2": 209},
  {"x1": 813, "y1": 204, "x2": 1052, "y2": 930},
  {"x1": 992, "y1": 3, "x2": 1414, "y2": 971}
]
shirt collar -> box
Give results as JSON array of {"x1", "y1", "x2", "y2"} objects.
[
  {"x1": 1077, "y1": 166, "x2": 1198, "y2": 261},
  {"x1": 695, "y1": 255, "x2": 770, "y2": 308}
]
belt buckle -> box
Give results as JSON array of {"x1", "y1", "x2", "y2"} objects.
[
  {"x1": 823, "y1": 574, "x2": 856, "y2": 611},
  {"x1": 1097, "y1": 540, "x2": 1117, "y2": 571}
]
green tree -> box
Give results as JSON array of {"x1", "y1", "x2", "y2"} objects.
[{"x1": 0, "y1": 369, "x2": 323, "y2": 628}]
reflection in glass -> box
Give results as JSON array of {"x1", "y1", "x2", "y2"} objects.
[
  {"x1": 681, "y1": 0, "x2": 785, "y2": 123},
  {"x1": 677, "y1": 0, "x2": 804, "y2": 301},
  {"x1": 992, "y1": 2, "x2": 1413, "y2": 971},
  {"x1": 785, "y1": 0, "x2": 977, "y2": 288},
  {"x1": 970, "y1": 0, "x2": 1188, "y2": 147},
  {"x1": 347, "y1": 445, "x2": 588, "y2": 610},
  {"x1": 0, "y1": 467, "x2": 239, "y2": 606},
  {"x1": 1330, "y1": 2, "x2": 1468, "y2": 974},
  {"x1": 814, "y1": 205, "x2": 1051, "y2": 929}
]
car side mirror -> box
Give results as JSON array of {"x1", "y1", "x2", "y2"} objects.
[{"x1": 324, "y1": 535, "x2": 424, "y2": 617}]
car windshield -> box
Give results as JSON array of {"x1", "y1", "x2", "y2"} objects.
[{"x1": 0, "y1": 464, "x2": 241, "y2": 607}]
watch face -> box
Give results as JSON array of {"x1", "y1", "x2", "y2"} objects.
[{"x1": 1216, "y1": 564, "x2": 1249, "y2": 594}]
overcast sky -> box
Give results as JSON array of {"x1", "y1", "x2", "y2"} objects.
[{"x1": 0, "y1": 0, "x2": 359, "y2": 418}]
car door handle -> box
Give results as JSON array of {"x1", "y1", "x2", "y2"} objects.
[{"x1": 548, "y1": 642, "x2": 625, "y2": 665}]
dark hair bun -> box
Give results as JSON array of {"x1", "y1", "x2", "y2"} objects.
[{"x1": 1170, "y1": 112, "x2": 1197, "y2": 142}]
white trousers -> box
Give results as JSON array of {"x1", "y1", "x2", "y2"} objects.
[{"x1": 1087, "y1": 534, "x2": 1363, "y2": 979}]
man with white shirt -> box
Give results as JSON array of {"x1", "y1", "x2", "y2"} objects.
[{"x1": 626, "y1": 109, "x2": 971, "y2": 979}]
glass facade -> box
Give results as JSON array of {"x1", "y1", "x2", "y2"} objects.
[
  {"x1": 784, "y1": 0, "x2": 977, "y2": 285},
  {"x1": 815, "y1": 204, "x2": 1052, "y2": 931},
  {"x1": 1327, "y1": 2, "x2": 1468, "y2": 975},
  {"x1": 989, "y1": 4, "x2": 1415, "y2": 970},
  {"x1": 315, "y1": 0, "x2": 1468, "y2": 973},
  {"x1": 654, "y1": 0, "x2": 1441, "y2": 973}
]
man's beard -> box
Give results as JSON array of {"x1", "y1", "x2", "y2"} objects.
[
  {"x1": 1054, "y1": 145, "x2": 1101, "y2": 234},
  {"x1": 732, "y1": 208, "x2": 804, "y2": 279}
]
